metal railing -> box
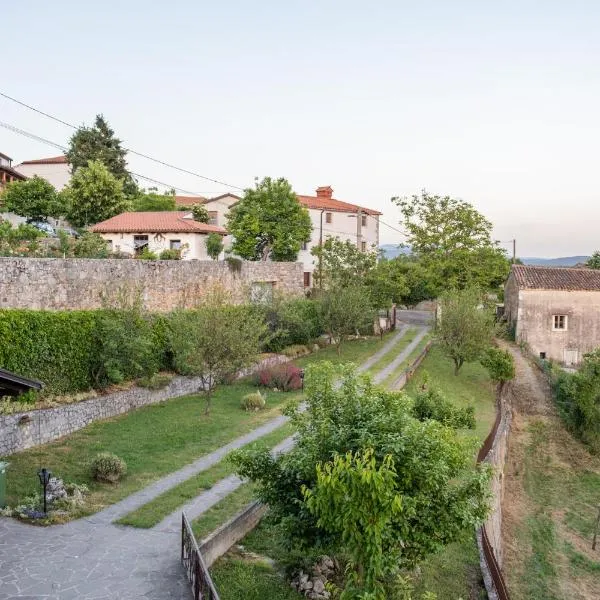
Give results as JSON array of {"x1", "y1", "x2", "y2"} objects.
[{"x1": 181, "y1": 512, "x2": 220, "y2": 600}]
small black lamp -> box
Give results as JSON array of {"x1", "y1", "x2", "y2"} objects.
[
  {"x1": 299, "y1": 369, "x2": 305, "y2": 391},
  {"x1": 37, "y1": 468, "x2": 52, "y2": 515}
]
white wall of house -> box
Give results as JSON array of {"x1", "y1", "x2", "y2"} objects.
[
  {"x1": 14, "y1": 163, "x2": 71, "y2": 191},
  {"x1": 97, "y1": 231, "x2": 222, "y2": 260},
  {"x1": 297, "y1": 209, "x2": 380, "y2": 278}
]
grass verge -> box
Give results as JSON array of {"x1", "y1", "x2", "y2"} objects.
[
  {"x1": 117, "y1": 423, "x2": 293, "y2": 528},
  {"x1": 366, "y1": 327, "x2": 417, "y2": 375},
  {"x1": 380, "y1": 331, "x2": 432, "y2": 389}
]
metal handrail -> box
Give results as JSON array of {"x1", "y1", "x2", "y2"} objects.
[{"x1": 181, "y1": 512, "x2": 220, "y2": 600}]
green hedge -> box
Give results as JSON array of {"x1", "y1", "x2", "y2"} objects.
[{"x1": 0, "y1": 310, "x2": 98, "y2": 394}]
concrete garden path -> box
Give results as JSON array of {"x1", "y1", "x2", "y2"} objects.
[{"x1": 0, "y1": 325, "x2": 424, "y2": 599}]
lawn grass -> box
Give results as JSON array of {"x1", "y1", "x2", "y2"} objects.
[
  {"x1": 192, "y1": 482, "x2": 258, "y2": 541},
  {"x1": 293, "y1": 334, "x2": 392, "y2": 369},
  {"x1": 4, "y1": 384, "x2": 300, "y2": 517},
  {"x1": 117, "y1": 423, "x2": 294, "y2": 528},
  {"x1": 365, "y1": 327, "x2": 417, "y2": 375},
  {"x1": 506, "y1": 417, "x2": 600, "y2": 600}
]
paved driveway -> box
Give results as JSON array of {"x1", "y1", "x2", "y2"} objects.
[{"x1": 0, "y1": 517, "x2": 191, "y2": 599}]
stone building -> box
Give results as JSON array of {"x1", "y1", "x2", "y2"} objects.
[{"x1": 504, "y1": 264, "x2": 600, "y2": 365}]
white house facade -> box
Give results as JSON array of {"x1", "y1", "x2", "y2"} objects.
[
  {"x1": 90, "y1": 211, "x2": 228, "y2": 260},
  {"x1": 14, "y1": 155, "x2": 71, "y2": 191}
]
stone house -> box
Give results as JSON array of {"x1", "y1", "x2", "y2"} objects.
[
  {"x1": 14, "y1": 155, "x2": 71, "y2": 191},
  {"x1": 90, "y1": 211, "x2": 228, "y2": 259},
  {"x1": 504, "y1": 264, "x2": 600, "y2": 365}
]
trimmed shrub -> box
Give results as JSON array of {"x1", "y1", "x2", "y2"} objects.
[
  {"x1": 257, "y1": 363, "x2": 303, "y2": 392},
  {"x1": 90, "y1": 452, "x2": 127, "y2": 483},
  {"x1": 241, "y1": 391, "x2": 267, "y2": 411},
  {"x1": 159, "y1": 248, "x2": 181, "y2": 260}
]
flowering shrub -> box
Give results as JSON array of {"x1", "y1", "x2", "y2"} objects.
[{"x1": 257, "y1": 364, "x2": 302, "y2": 392}]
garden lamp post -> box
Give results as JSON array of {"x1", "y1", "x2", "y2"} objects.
[
  {"x1": 299, "y1": 369, "x2": 305, "y2": 391},
  {"x1": 37, "y1": 468, "x2": 52, "y2": 515}
]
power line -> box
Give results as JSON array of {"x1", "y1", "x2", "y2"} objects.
[
  {"x1": 0, "y1": 120, "x2": 221, "y2": 197},
  {"x1": 0, "y1": 90, "x2": 245, "y2": 191}
]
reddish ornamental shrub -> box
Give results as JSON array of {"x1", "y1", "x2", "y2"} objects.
[{"x1": 256, "y1": 364, "x2": 302, "y2": 391}]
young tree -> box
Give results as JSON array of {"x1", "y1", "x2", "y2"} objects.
[
  {"x1": 436, "y1": 288, "x2": 496, "y2": 375},
  {"x1": 227, "y1": 177, "x2": 312, "y2": 261},
  {"x1": 67, "y1": 114, "x2": 138, "y2": 196},
  {"x1": 319, "y1": 285, "x2": 375, "y2": 354},
  {"x1": 192, "y1": 204, "x2": 210, "y2": 223},
  {"x1": 73, "y1": 232, "x2": 112, "y2": 258},
  {"x1": 62, "y1": 160, "x2": 130, "y2": 227},
  {"x1": 1, "y1": 176, "x2": 62, "y2": 221},
  {"x1": 393, "y1": 191, "x2": 510, "y2": 292},
  {"x1": 586, "y1": 251, "x2": 600, "y2": 269},
  {"x1": 232, "y1": 363, "x2": 491, "y2": 585},
  {"x1": 480, "y1": 346, "x2": 515, "y2": 398},
  {"x1": 205, "y1": 232, "x2": 224, "y2": 260},
  {"x1": 133, "y1": 190, "x2": 176, "y2": 211},
  {"x1": 169, "y1": 289, "x2": 268, "y2": 413},
  {"x1": 312, "y1": 237, "x2": 378, "y2": 289}
]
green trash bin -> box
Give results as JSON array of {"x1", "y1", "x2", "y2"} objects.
[{"x1": 0, "y1": 461, "x2": 8, "y2": 508}]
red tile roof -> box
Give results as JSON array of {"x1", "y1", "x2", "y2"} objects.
[
  {"x1": 174, "y1": 195, "x2": 208, "y2": 207},
  {"x1": 511, "y1": 265, "x2": 600, "y2": 291},
  {"x1": 90, "y1": 212, "x2": 228, "y2": 234},
  {"x1": 297, "y1": 187, "x2": 382, "y2": 215},
  {"x1": 18, "y1": 155, "x2": 68, "y2": 165}
]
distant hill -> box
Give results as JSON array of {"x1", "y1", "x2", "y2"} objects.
[
  {"x1": 521, "y1": 256, "x2": 590, "y2": 267},
  {"x1": 379, "y1": 244, "x2": 411, "y2": 259}
]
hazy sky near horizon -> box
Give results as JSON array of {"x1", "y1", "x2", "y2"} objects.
[{"x1": 2, "y1": 1, "x2": 599, "y2": 257}]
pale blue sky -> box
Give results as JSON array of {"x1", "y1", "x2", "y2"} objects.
[{"x1": 2, "y1": 1, "x2": 599, "y2": 256}]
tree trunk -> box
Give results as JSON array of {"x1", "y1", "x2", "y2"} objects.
[{"x1": 454, "y1": 359, "x2": 463, "y2": 376}]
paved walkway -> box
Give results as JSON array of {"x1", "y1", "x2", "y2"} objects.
[{"x1": 0, "y1": 326, "x2": 427, "y2": 599}]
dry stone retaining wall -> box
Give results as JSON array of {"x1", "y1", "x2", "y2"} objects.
[
  {"x1": 0, "y1": 355, "x2": 289, "y2": 457},
  {"x1": 0, "y1": 258, "x2": 303, "y2": 311}
]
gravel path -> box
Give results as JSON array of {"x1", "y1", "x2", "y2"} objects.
[{"x1": 372, "y1": 326, "x2": 430, "y2": 385}]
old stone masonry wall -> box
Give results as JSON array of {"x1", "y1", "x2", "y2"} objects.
[
  {"x1": 0, "y1": 356, "x2": 289, "y2": 456},
  {"x1": 0, "y1": 258, "x2": 304, "y2": 311}
]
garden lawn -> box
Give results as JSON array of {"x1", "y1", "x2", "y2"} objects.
[
  {"x1": 117, "y1": 423, "x2": 294, "y2": 528},
  {"x1": 4, "y1": 384, "x2": 300, "y2": 518},
  {"x1": 293, "y1": 334, "x2": 392, "y2": 369}
]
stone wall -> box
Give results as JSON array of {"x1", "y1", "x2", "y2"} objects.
[
  {"x1": 0, "y1": 355, "x2": 289, "y2": 457},
  {"x1": 198, "y1": 501, "x2": 268, "y2": 568},
  {"x1": 476, "y1": 387, "x2": 512, "y2": 600},
  {"x1": 0, "y1": 258, "x2": 304, "y2": 311}
]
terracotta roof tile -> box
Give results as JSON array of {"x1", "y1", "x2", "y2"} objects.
[
  {"x1": 18, "y1": 155, "x2": 68, "y2": 165},
  {"x1": 511, "y1": 265, "x2": 600, "y2": 291},
  {"x1": 297, "y1": 195, "x2": 382, "y2": 216},
  {"x1": 174, "y1": 195, "x2": 208, "y2": 206},
  {"x1": 90, "y1": 212, "x2": 228, "y2": 234}
]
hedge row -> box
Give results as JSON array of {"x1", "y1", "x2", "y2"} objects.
[{"x1": 0, "y1": 298, "x2": 324, "y2": 396}]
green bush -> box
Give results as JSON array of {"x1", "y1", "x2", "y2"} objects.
[
  {"x1": 412, "y1": 387, "x2": 476, "y2": 429},
  {"x1": 264, "y1": 299, "x2": 324, "y2": 351},
  {"x1": 241, "y1": 391, "x2": 267, "y2": 411},
  {"x1": 0, "y1": 308, "x2": 170, "y2": 395},
  {"x1": 158, "y1": 248, "x2": 181, "y2": 260},
  {"x1": 281, "y1": 345, "x2": 311, "y2": 358},
  {"x1": 136, "y1": 247, "x2": 158, "y2": 260},
  {"x1": 137, "y1": 373, "x2": 174, "y2": 389},
  {"x1": 90, "y1": 452, "x2": 127, "y2": 483}
]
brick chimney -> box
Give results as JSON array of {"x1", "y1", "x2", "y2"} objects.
[{"x1": 316, "y1": 186, "x2": 333, "y2": 199}]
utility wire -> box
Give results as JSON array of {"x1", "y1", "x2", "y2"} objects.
[
  {"x1": 0, "y1": 120, "x2": 221, "y2": 197},
  {"x1": 0, "y1": 90, "x2": 245, "y2": 191}
]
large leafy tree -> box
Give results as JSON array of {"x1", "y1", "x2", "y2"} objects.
[
  {"x1": 169, "y1": 288, "x2": 268, "y2": 413},
  {"x1": 1, "y1": 176, "x2": 62, "y2": 221},
  {"x1": 133, "y1": 189, "x2": 176, "y2": 211},
  {"x1": 62, "y1": 160, "x2": 130, "y2": 227},
  {"x1": 67, "y1": 114, "x2": 138, "y2": 196},
  {"x1": 393, "y1": 191, "x2": 510, "y2": 292},
  {"x1": 437, "y1": 288, "x2": 496, "y2": 375},
  {"x1": 227, "y1": 177, "x2": 312, "y2": 261},
  {"x1": 232, "y1": 363, "x2": 491, "y2": 595},
  {"x1": 586, "y1": 251, "x2": 600, "y2": 269}
]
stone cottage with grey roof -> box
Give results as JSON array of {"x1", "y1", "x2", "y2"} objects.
[{"x1": 504, "y1": 264, "x2": 600, "y2": 365}]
